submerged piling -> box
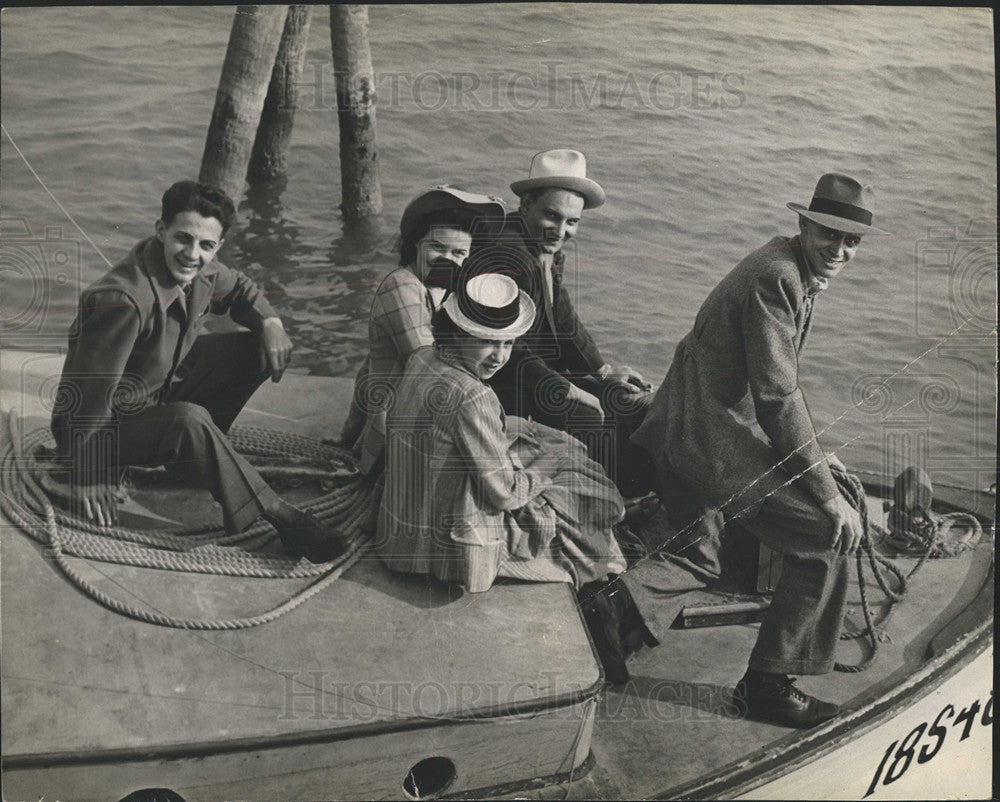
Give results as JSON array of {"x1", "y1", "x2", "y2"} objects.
[
  {"x1": 329, "y1": 4, "x2": 382, "y2": 244},
  {"x1": 248, "y1": 5, "x2": 313, "y2": 185},
  {"x1": 200, "y1": 5, "x2": 289, "y2": 199}
]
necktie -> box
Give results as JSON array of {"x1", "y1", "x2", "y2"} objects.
[{"x1": 541, "y1": 264, "x2": 556, "y2": 333}]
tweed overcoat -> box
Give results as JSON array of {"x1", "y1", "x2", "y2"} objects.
[{"x1": 630, "y1": 234, "x2": 839, "y2": 518}]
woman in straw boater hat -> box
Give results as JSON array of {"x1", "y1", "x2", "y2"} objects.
[
  {"x1": 376, "y1": 271, "x2": 626, "y2": 593},
  {"x1": 340, "y1": 186, "x2": 506, "y2": 479}
]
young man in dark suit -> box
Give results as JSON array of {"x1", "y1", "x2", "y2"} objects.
[{"x1": 52, "y1": 180, "x2": 347, "y2": 562}]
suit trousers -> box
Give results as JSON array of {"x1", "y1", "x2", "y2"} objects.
[
  {"x1": 117, "y1": 331, "x2": 279, "y2": 533},
  {"x1": 622, "y1": 456, "x2": 849, "y2": 675}
]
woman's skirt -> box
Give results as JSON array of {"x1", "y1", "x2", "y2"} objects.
[{"x1": 495, "y1": 418, "x2": 627, "y2": 589}]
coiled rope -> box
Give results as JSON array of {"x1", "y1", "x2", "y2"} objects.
[
  {"x1": 832, "y1": 467, "x2": 981, "y2": 673},
  {"x1": 0, "y1": 410, "x2": 373, "y2": 630}
]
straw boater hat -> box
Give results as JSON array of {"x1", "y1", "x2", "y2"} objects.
[
  {"x1": 510, "y1": 149, "x2": 606, "y2": 209},
  {"x1": 787, "y1": 173, "x2": 888, "y2": 235},
  {"x1": 443, "y1": 273, "x2": 536, "y2": 340},
  {"x1": 400, "y1": 185, "x2": 506, "y2": 243}
]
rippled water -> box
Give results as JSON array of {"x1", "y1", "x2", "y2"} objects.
[{"x1": 1, "y1": 5, "x2": 995, "y2": 493}]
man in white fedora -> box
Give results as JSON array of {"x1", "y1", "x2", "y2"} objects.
[
  {"x1": 582, "y1": 173, "x2": 888, "y2": 728},
  {"x1": 474, "y1": 148, "x2": 651, "y2": 493}
]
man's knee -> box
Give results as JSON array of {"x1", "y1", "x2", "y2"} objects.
[
  {"x1": 184, "y1": 331, "x2": 268, "y2": 381},
  {"x1": 229, "y1": 331, "x2": 271, "y2": 382},
  {"x1": 750, "y1": 491, "x2": 838, "y2": 557},
  {"x1": 528, "y1": 375, "x2": 576, "y2": 426},
  {"x1": 162, "y1": 401, "x2": 217, "y2": 439}
]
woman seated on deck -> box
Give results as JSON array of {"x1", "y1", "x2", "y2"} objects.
[
  {"x1": 376, "y1": 272, "x2": 627, "y2": 592},
  {"x1": 340, "y1": 186, "x2": 506, "y2": 479}
]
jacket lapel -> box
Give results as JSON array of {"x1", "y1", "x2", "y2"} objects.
[
  {"x1": 141, "y1": 237, "x2": 180, "y2": 317},
  {"x1": 788, "y1": 235, "x2": 817, "y2": 350},
  {"x1": 188, "y1": 267, "x2": 217, "y2": 324}
]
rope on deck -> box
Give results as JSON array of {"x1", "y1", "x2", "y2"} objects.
[
  {"x1": 832, "y1": 467, "x2": 981, "y2": 673},
  {"x1": 0, "y1": 410, "x2": 373, "y2": 630}
]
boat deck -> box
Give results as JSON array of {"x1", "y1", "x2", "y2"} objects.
[
  {"x1": 1, "y1": 349, "x2": 993, "y2": 800},
  {"x1": 541, "y1": 534, "x2": 992, "y2": 799}
]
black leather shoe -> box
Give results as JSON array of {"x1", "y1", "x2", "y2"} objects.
[
  {"x1": 265, "y1": 501, "x2": 350, "y2": 564},
  {"x1": 579, "y1": 578, "x2": 646, "y2": 685},
  {"x1": 733, "y1": 670, "x2": 839, "y2": 729},
  {"x1": 579, "y1": 582, "x2": 629, "y2": 684}
]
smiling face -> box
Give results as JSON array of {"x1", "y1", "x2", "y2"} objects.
[
  {"x1": 799, "y1": 217, "x2": 862, "y2": 281},
  {"x1": 155, "y1": 210, "x2": 225, "y2": 286},
  {"x1": 414, "y1": 225, "x2": 473, "y2": 283},
  {"x1": 453, "y1": 333, "x2": 514, "y2": 381},
  {"x1": 520, "y1": 188, "x2": 585, "y2": 256}
]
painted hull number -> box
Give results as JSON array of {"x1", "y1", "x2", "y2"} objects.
[{"x1": 865, "y1": 692, "x2": 992, "y2": 797}]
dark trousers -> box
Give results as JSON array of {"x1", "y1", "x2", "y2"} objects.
[
  {"x1": 117, "y1": 331, "x2": 278, "y2": 533},
  {"x1": 622, "y1": 456, "x2": 848, "y2": 675},
  {"x1": 490, "y1": 368, "x2": 652, "y2": 495}
]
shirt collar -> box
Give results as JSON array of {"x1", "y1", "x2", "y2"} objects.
[
  {"x1": 789, "y1": 234, "x2": 828, "y2": 297},
  {"x1": 435, "y1": 344, "x2": 482, "y2": 382}
]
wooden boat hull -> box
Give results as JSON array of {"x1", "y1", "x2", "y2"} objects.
[{"x1": 1, "y1": 349, "x2": 993, "y2": 800}]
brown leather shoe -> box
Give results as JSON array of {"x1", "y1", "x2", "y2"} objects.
[
  {"x1": 733, "y1": 669, "x2": 839, "y2": 728},
  {"x1": 264, "y1": 500, "x2": 350, "y2": 564}
]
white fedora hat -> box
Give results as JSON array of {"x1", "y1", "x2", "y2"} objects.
[
  {"x1": 510, "y1": 149, "x2": 606, "y2": 209},
  {"x1": 443, "y1": 273, "x2": 536, "y2": 340}
]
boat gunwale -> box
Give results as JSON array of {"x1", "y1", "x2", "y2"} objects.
[{"x1": 651, "y1": 584, "x2": 994, "y2": 799}]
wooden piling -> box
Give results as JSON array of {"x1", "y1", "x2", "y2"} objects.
[
  {"x1": 248, "y1": 5, "x2": 313, "y2": 185},
  {"x1": 329, "y1": 4, "x2": 383, "y2": 231},
  {"x1": 200, "y1": 5, "x2": 289, "y2": 200}
]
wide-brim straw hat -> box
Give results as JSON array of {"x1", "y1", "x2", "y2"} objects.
[
  {"x1": 510, "y1": 149, "x2": 606, "y2": 209},
  {"x1": 443, "y1": 273, "x2": 536, "y2": 340},
  {"x1": 400, "y1": 185, "x2": 506, "y2": 242},
  {"x1": 787, "y1": 173, "x2": 888, "y2": 235}
]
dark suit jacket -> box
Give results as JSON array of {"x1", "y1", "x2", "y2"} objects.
[
  {"x1": 52, "y1": 236, "x2": 277, "y2": 478},
  {"x1": 476, "y1": 214, "x2": 605, "y2": 399},
  {"x1": 631, "y1": 235, "x2": 839, "y2": 518}
]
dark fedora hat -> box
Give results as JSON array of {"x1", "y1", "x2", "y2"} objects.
[{"x1": 787, "y1": 173, "x2": 888, "y2": 235}]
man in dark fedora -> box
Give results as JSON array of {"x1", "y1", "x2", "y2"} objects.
[
  {"x1": 475, "y1": 148, "x2": 651, "y2": 492},
  {"x1": 581, "y1": 173, "x2": 887, "y2": 728}
]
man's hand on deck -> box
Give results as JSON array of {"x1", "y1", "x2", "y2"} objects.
[
  {"x1": 78, "y1": 482, "x2": 120, "y2": 528},
  {"x1": 598, "y1": 363, "x2": 651, "y2": 393},
  {"x1": 261, "y1": 318, "x2": 293, "y2": 382},
  {"x1": 821, "y1": 494, "x2": 863, "y2": 555}
]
